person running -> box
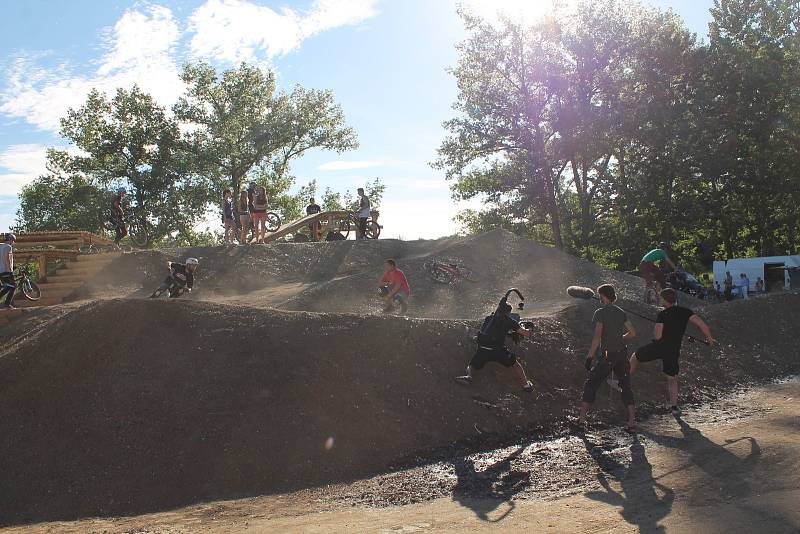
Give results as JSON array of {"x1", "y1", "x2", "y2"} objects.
[
  {"x1": 0, "y1": 233, "x2": 17, "y2": 309},
  {"x1": 238, "y1": 190, "x2": 250, "y2": 245},
  {"x1": 573, "y1": 284, "x2": 637, "y2": 432},
  {"x1": 306, "y1": 197, "x2": 322, "y2": 241},
  {"x1": 251, "y1": 185, "x2": 269, "y2": 243},
  {"x1": 378, "y1": 259, "x2": 410, "y2": 314},
  {"x1": 222, "y1": 189, "x2": 236, "y2": 244},
  {"x1": 150, "y1": 258, "x2": 199, "y2": 298},
  {"x1": 112, "y1": 187, "x2": 128, "y2": 248},
  {"x1": 629, "y1": 288, "x2": 716, "y2": 416},
  {"x1": 455, "y1": 300, "x2": 534, "y2": 392},
  {"x1": 356, "y1": 187, "x2": 370, "y2": 239},
  {"x1": 639, "y1": 242, "x2": 677, "y2": 302}
]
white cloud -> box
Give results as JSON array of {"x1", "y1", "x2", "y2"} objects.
[
  {"x1": 0, "y1": 5, "x2": 183, "y2": 133},
  {"x1": 0, "y1": 144, "x2": 49, "y2": 194},
  {"x1": 188, "y1": 0, "x2": 378, "y2": 64},
  {"x1": 317, "y1": 160, "x2": 382, "y2": 171}
]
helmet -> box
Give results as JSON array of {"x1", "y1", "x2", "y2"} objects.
[
  {"x1": 186, "y1": 257, "x2": 199, "y2": 266},
  {"x1": 117, "y1": 187, "x2": 127, "y2": 194},
  {"x1": 659, "y1": 241, "x2": 669, "y2": 250},
  {"x1": 5, "y1": 233, "x2": 16, "y2": 241}
]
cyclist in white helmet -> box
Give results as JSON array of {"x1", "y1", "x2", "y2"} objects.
[{"x1": 151, "y1": 257, "x2": 199, "y2": 298}]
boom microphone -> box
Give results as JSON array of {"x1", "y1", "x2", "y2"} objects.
[{"x1": 566, "y1": 286, "x2": 596, "y2": 300}]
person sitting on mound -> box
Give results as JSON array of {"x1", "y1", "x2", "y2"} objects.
[
  {"x1": 378, "y1": 259, "x2": 410, "y2": 314},
  {"x1": 151, "y1": 258, "x2": 199, "y2": 298},
  {"x1": 572, "y1": 284, "x2": 637, "y2": 432},
  {"x1": 455, "y1": 301, "x2": 534, "y2": 392}
]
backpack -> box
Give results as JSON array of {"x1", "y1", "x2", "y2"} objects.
[{"x1": 477, "y1": 312, "x2": 507, "y2": 348}]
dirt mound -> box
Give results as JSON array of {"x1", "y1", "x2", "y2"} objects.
[
  {"x1": 0, "y1": 289, "x2": 798, "y2": 525},
  {"x1": 80, "y1": 230, "x2": 693, "y2": 319}
]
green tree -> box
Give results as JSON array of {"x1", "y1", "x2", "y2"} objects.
[
  {"x1": 16, "y1": 172, "x2": 105, "y2": 233},
  {"x1": 174, "y1": 62, "x2": 359, "y2": 218}
]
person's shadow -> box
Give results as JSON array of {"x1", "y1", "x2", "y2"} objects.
[
  {"x1": 583, "y1": 434, "x2": 675, "y2": 534},
  {"x1": 451, "y1": 445, "x2": 530, "y2": 522},
  {"x1": 640, "y1": 415, "x2": 760, "y2": 500}
]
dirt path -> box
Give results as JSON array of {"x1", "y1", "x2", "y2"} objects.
[{"x1": 8, "y1": 378, "x2": 798, "y2": 534}]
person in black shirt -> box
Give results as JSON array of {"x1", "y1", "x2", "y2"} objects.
[
  {"x1": 455, "y1": 302, "x2": 534, "y2": 392},
  {"x1": 575, "y1": 284, "x2": 637, "y2": 431},
  {"x1": 112, "y1": 187, "x2": 128, "y2": 248},
  {"x1": 150, "y1": 258, "x2": 199, "y2": 298},
  {"x1": 630, "y1": 288, "x2": 715, "y2": 415},
  {"x1": 306, "y1": 197, "x2": 322, "y2": 241}
]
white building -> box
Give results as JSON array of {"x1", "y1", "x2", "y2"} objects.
[{"x1": 713, "y1": 255, "x2": 800, "y2": 293}]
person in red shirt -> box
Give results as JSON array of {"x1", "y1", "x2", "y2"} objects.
[{"x1": 379, "y1": 259, "x2": 410, "y2": 314}]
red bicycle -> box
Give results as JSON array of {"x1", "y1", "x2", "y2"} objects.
[{"x1": 423, "y1": 259, "x2": 473, "y2": 284}]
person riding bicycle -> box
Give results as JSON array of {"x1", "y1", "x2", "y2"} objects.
[
  {"x1": 112, "y1": 187, "x2": 128, "y2": 248},
  {"x1": 151, "y1": 258, "x2": 199, "y2": 298},
  {"x1": 639, "y1": 241, "x2": 677, "y2": 300},
  {"x1": 378, "y1": 259, "x2": 410, "y2": 314},
  {"x1": 0, "y1": 233, "x2": 17, "y2": 309}
]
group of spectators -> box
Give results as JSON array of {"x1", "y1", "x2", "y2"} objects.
[
  {"x1": 221, "y1": 184, "x2": 373, "y2": 244},
  {"x1": 716, "y1": 272, "x2": 764, "y2": 301}
]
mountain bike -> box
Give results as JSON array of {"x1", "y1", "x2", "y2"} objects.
[
  {"x1": 423, "y1": 259, "x2": 473, "y2": 284},
  {"x1": 150, "y1": 274, "x2": 189, "y2": 299},
  {"x1": 99, "y1": 205, "x2": 149, "y2": 248},
  {"x1": 14, "y1": 265, "x2": 41, "y2": 301},
  {"x1": 338, "y1": 211, "x2": 381, "y2": 239}
]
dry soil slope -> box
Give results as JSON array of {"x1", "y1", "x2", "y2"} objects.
[
  {"x1": 79, "y1": 229, "x2": 682, "y2": 318},
  {"x1": 0, "y1": 292, "x2": 798, "y2": 525}
]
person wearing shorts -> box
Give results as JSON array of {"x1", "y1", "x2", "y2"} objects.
[
  {"x1": 357, "y1": 187, "x2": 370, "y2": 239},
  {"x1": 455, "y1": 301, "x2": 534, "y2": 392},
  {"x1": 639, "y1": 242, "x2": 677, "y2": 298},
  {"x1": 574, "y1": 284, "x2": 637, "y2": 431},
  {"x1": 630, "y1": 288, "x2": 715, "y2": 415},
  {"x1": 378, "y1": 259, "x2": 410, "y2": 314},
  {"x1": 0, "y1": 233, "x2": 17, "y2": 309},
  {"x1": 306, "y1": 198, "x2": 322, "y2": 240},
  {"x1": 251, "y1": 185, "x2": 269, "y2": 243},
  {"x1": 238, "y1": 190, "x2": 250, "y2": 244}
]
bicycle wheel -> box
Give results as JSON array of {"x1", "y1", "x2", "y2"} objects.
[
  {"x1": 425, "y1": 262, "x2": 455, "y2": 284},
  {"x1": 21, "y1": 278, "x2": 41, "y2": 301},
  {"x1": 128, "y1": 217, "x2": 149, "y2": 248},
  {"x1": 338, "y1": 219, "x2": 352, "y2": 239},
  {"x1": 366, "y1": 220, "x2": 381, "y2": 239},
  {"x1": 266, "y1": 212, "x2": 282, "y2": 232}
]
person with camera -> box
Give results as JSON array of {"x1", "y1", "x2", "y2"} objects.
[
  {"x1": 455, "y1": 297, "x2": 534, "y2": 392},
  {"x1": 378, "y1": 259, "x2": 410, "y2": 314},
  {"x1": 572, "y1": 284, "x2": 637, "y2": 432},
  {"x1": 150, "y1": 258, "x2": 199, "y2": 298}
]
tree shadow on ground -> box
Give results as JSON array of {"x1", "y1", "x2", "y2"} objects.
[
  {"x1": 451, "y1": 444, "x2": 530, "y2": 522},
  {"x1": 583, "y1": 433, "x2": 675, "y2": 534}
]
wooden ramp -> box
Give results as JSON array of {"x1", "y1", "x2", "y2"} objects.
[{"x1": 261, "y1": 211, "x2": 350, "y2": 243}]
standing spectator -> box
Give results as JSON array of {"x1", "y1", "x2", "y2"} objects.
[
  {"x1": 221, "y1": 190, "x2": 235, "y2": 245},
  {"x1": 306, "y1": 197, "x2": 322, "y2": 241},
  {"x1": 251, "y1": 185, "x2": 269, "y2": 244},
  {"x1": 740, "y1": 273, "x2": 750, "y2": 299},
  {"x1": 112, "y1": 187, "x2": 128, "y2": 249},
  {"x1": 238, "y1": 190, "x2": 250, "y2": 245},
  {"x1": 724, "y1": 272, "x2": 733, "y2": 301},
  {"x1": 714, "y1": 281, "x2": 723, "y2": 301},
  {"x1": 356, "y1": 187, "x2": 371, "y2": 239},
  {"x1": 247, "y1": 181, "x2": 258, "y2": 243},
  {"x1": 0, "y1": 233, "x2": 16, "y2": 309},
  {"x1": 755, "y1": 277, "x2": 764, "y2": 293}
]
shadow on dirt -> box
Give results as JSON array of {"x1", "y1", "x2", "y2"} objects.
[
  {"x1": 583, "y1": 434, "x2": 675, "y2": 534},
  {"x1": 451, "y1": 444, "x2": 530, "y2": 521}
]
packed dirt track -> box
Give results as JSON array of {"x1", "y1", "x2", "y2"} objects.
[{"x1": 0, "y1": 230, "x2": 798, "y2": 530}]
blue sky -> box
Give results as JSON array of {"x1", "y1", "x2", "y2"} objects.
[{"x1": 0, "y1": 0, "x2": 714, "y2": 239}]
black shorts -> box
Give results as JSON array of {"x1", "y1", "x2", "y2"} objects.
[
  {"x1": 469, "y1": 346, "x2": 517, "y2": 370},
  {"x1": 635, "y1": 342, "x2": 680, "y2": 376}
]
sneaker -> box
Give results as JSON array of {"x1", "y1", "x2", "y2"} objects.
[
  {"x1": 670, "y1": 405, "x2": 681, "y2": 416},
  {"x1": 2, "y1": 303, "x2": 17, "y2": 310},
  {"x1": 607, "y1": 378, "x2": 622, "y2": 392},
  {"x1": 454, "y1": 375, "x2": 472, "y2": 385},
  {"x1": 522, "y1": 380, "x2": 534, "y2": 393}
]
